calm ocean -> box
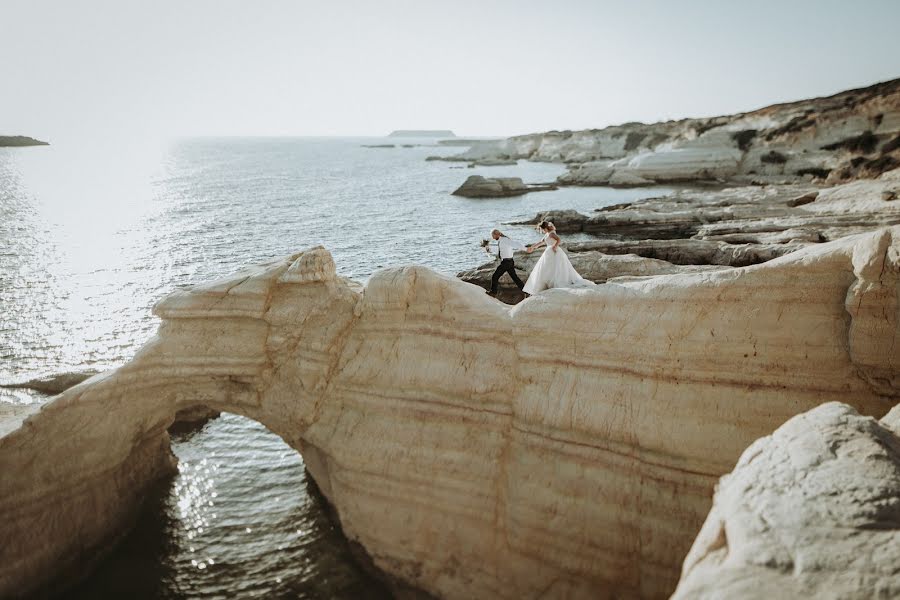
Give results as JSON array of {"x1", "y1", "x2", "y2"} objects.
[{"x1": 0, "y1": 137, "x2": 673, "y2": 598}]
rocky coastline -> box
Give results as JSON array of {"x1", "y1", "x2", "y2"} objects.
[
  {"x1": 436, "y1": 78, "x2": 900, "y2": 187},
  {"x1": 3, "y1": 79, "x2": 900, "y2": 600}
]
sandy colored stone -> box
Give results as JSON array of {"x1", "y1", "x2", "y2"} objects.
[{"x1": 1, "y1": 228, "x2": 899, "y2": 598}]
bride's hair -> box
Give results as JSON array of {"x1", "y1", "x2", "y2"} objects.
[
  {"x1": 539, "y1": 221, "x2": 556, "y2": 232},
  {"x1": 491, "y1": 228, "x2": 507, "y2": 237}
]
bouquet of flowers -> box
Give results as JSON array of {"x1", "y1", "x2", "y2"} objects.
[{"x1": 480, "y1": 239, "x2": 490, "y2": 248}]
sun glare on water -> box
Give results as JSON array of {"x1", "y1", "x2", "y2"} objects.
[{"x1": 1, "y1": 140, "x2": 171, "y2": 384}]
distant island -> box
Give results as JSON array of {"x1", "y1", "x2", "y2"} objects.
[
  {"x1": 388, "y1": 130, "x2": 455, "y2": 138},
  {"x1": 0, "y1": 136, "x2": 49, "y2": 147}
]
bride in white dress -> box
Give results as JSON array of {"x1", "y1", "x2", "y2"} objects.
[{"x1": 523, "y1": 221, "x2": 593, "y2": 295}]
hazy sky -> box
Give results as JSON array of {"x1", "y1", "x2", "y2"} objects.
[{"x1": 2, "y1": 0, "x2": 899, "y2": 142}]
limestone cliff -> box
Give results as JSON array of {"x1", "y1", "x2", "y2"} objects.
[
  {"x1": 439, "y1": 78, "x2": 900, "y2": 186},
  {"x1": 1, "y1": 227, "x2": 898, "y2": 598}
]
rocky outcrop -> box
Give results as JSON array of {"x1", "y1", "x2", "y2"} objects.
[
  {"x1": 468, "y1": 158, "x2": 518, "y2": 166},
  {"x1": 673, "y1": 402, "x2": 900, "y2": 599},
  {"x1": 451, "y1": 175, "x2": 556, "y2": 197},
  {"x1": 1, "y1": 370, "x2": 100, "y2": 395},
  {"x1": 436, "y1": 78, "x2": 900, "y2": 187},
  {"x1": 2, "y1": 229, "x2": 898, "y2": 599},
  {"x1": 426, "y1": 155, "x2": 518, "y2": 167},
  {"x1": 522, "y1": 173, "x2": 900, "y2": 241}
]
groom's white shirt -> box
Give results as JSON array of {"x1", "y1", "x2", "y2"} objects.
[{"x1": 494, "y1": 236, "x2": 525, "y2": 259}]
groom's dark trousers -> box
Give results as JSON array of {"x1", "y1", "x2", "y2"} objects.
[{"x1": 491, "y1": 258, "x2": 525, "y2": 294}]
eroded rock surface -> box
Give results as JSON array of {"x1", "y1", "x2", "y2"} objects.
[
  {"x1": 519, "y1": 170, "x2": 900, "y2": 241},
  {"x1": 1, "y1": 229, "x2": 898, "y2": 598},
  {"x1": 437, "y1": 78, "x2": 900, "y2": 187},
  {"x1": 673, "y1": 402, "x2": 900, "y2": 599}
]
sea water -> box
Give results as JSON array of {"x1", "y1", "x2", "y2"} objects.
[{"x1": 0, "y1": 137, "x2": 673, "y2": 598}]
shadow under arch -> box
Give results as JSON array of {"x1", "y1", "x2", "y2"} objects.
[{"x1": 62, "y1": 409, "x2": 392, "y2": 599}]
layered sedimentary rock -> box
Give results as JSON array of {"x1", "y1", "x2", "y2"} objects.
[
  {"x1": 531, "y1": 169, "x2": 900, "y2": 241},
  {"x1": 673, "y1": 402, "x2": 900, "y2": 599},
  {"x1": 437, "y1": 78, "x2": 900, "y2": 186},
  {"x1": 0, "y1": 370, "x2": 221, "y2": 429},
  {"x1": 2, "y1": 227, "x2": 899, "y2": 598}
]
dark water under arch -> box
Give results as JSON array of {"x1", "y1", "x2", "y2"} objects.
[{"x1": 64, "y1": 413, "x2": 392, "y2": 599}]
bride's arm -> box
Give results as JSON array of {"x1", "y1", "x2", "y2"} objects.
[{"x1": 528, "y1": 239, "x2": 546, "y2": 253}]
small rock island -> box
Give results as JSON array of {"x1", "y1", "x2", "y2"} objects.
[
  {"x1": 0, "y1": 135, "x2": 49, "y2": 147},
  {"x1": 452, "y1": 175, "x2": 557, "y2": 198}
]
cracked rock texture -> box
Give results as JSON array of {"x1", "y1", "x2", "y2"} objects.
[
  {"x1": 1, "y1": 227, "x2": 899, "y2": 598},
  {"x1": 672, "y1": 402, "x2": 900, "y2": 600}
]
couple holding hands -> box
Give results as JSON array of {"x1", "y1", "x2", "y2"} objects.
[{"x1": 484, "y1": 220, "x2": 591, "y2": 297}]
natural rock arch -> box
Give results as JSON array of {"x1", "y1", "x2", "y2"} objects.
[
  {"x1": 0, "y1": 247, "x2": 357, "y2": 597},
  {"x1": 1, "y1": 228, "x2": 898, "y2": 598}
]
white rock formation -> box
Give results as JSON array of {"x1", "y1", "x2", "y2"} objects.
[
  {"x1": 523, "y1": 169, "x2": 900, "y2": 245},
  {"x1": 611, "y1": 143, "x2": 744, "y2": 183},
  {"x1": 450, "y1": 78, "x2": 900, "y2": 187},
  {"x1": 1, "y1": 227, "x2": 899, "y2": 598},
  {"x1": 672, "y1": 402, "x2": 900, "y2": 599}
]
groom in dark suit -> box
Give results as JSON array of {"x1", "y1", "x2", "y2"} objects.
[{"x1": 486, "y1": 229, "x2": 527, "y2": 296}]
